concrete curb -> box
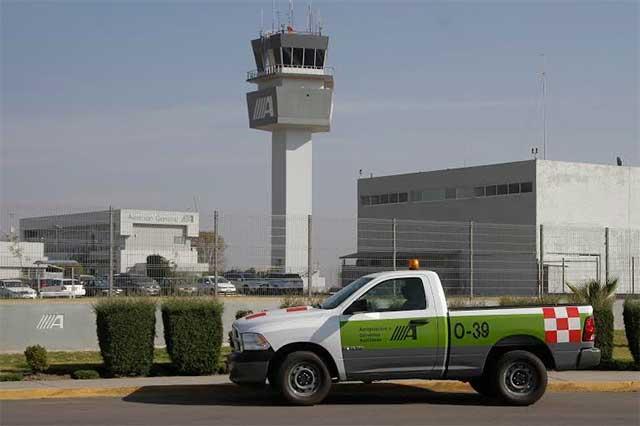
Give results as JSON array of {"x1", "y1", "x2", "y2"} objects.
[{"x1": 1, "y1": 380, "x2": 638, "y2": 401}]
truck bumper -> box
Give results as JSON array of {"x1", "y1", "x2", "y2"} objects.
[
  {"x1": 577, "y1": 347, "x2": 601, "y2": 369},
  {"x1": 229, "y1": 349, "x2": 274, "y2": 384}
]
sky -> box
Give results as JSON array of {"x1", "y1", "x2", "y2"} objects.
[{"x1": 2, "y1": 0, "x2": 639, "y2": 224}]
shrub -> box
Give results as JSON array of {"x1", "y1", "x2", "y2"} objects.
[
  {"x1": 161, "y1": 298, "x2": 224, "y2": 375},
  {"x1": 72, "y1": 369, "x2": 101, "y2": 380},
  {"x1": 94, "y1": 298, "x2": 156, "y2": 377},
  {"x1": 24, "y1": 345, "x2": 48, "y2": 373},
  {"x1": 594, "y1": 308, "x2": 614, "y2": 361},
  {"x1": 567, "y1": 278, "x2": 618, "y2": 311},
  {"x1": 498, "y1": 295, "x2": 563, "y2": 307},
  {"x1": 623, "y1": 298, "x2": 640, "y2": 365},
  {"x1": 0, "y1": 372, "x2": 24, "y2": 382},
  {"x1": 446, "y1": 297, "x2": 487, "y2": 309},
  {"x1": 279, "y1": 295, "x2": 324, "y2": 309},
  {"x1": 235, "y1": 310, "x2": 254, "y2": 320}
]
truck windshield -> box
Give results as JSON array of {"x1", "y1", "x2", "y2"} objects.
[{"x1": 319, "y1": 277, "x2": 373, "y2": 310}]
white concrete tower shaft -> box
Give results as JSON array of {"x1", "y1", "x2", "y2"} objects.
[{"x1": 246, "y1": 31, "x2": 334, "y2": 274}]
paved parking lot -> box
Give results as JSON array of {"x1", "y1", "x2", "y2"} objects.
[{"x1": 1, "y1": 384, "x2": 637, "y2": 426}]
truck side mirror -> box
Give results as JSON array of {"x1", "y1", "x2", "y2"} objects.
[{"x1": 344, "y1": 298, "x2": 368, "y2": 315}]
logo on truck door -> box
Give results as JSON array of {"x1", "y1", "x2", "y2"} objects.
[{"x1": 389, "y1": 324, "x2": 418, "y2": 341}]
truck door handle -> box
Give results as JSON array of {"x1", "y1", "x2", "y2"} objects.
[{"x1": 409, "y1": 319, "x2": 430, "y2": 325}]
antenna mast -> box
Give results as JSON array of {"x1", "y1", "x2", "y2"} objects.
[{"x1": 540, "y1": 53, "x2": 547, "y2": 160}]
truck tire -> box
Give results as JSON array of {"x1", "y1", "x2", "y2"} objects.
[
  {"x1": 493, "y1": 350, "x2": 547, "y2": 406},
  {"x1": 276, "y1": 351, "x2": 332, "y2": 406},
  {"x1": 469, "y1": 375, "x2": 497, "y2": 397}
]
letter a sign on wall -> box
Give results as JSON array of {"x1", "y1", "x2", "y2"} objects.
[
  {"x1": 36, "y1": 314, "x2": 64, "y2": 330},
  {"x1": 253, "y1": 96, "x2": 274, "y2": 120}
]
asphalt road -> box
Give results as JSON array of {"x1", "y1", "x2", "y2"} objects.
[{"x1": 1, "y1": 384, "x2": 638, "y2": 426}]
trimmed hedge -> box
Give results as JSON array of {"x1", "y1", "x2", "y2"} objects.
[
  {"x1": 94, "y1": 298, "x2": 156, "y2": 377},
  {"x1": 0, "y1": 372, "x2": 24, "y2": 382},
  {"x1": 498, "y1": 295, "x2": 563, "y2": 307},
  {"x1": 623, "y1": 299, "x2": 640, "y2": 365},
  {"x1": 594, "y1": 308, "x2": 614, "y2": 361},
  {"x1": 72, "y1": 369, "x2": 101, "y2": 380},
  {"x1": 24, "y1": 345, "x2": 48, "y2": 373},
  {"x1": 161, "y1": 298, "x2": 224, "y2": 375}
]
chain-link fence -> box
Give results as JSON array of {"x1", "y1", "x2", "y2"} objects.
[{"x1": 0, "y1": 205, "x2": 637, "y2": 299}]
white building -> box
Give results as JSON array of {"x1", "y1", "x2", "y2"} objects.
[
  {"x1": 20, "y1": 209, "x2": 208, "y2": 276},
  {"x1": 352, "y1": 159, "x2": 639, "y2": 294},
  {"x1": 0, "y1": 241, "x2": 47, "y2": 280}
]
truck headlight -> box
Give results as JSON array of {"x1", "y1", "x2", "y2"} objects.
[{"x1": 241, "y1": 333, "x2": 271, "y2": 351}]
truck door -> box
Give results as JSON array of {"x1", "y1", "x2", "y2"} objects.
[{"x1": 339, "y1": 276, "x2": 441, "y2": 380}]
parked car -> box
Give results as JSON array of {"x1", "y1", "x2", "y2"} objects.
[
  {"x1": 113, "y1": 274, "x2": 160, "y2": 296},
  {"x1": 81, "y1": 275, "x2": 123, "y2": 296},
  {"x1": 264, "y1": 273, "x2": 304, "y2": 294},
  {"x1": 197, "y1": 276, "x2": 237, "y2": 295},
  {"x1": 39, "y1": 278, "x2": 86, "y2": 298},
  {"x1": 224, "y1": 272, "x2": 266, "y2": 294},
  {"x1": 0, "y1": 279, "x2": 37, "y2": 299},
  {"x1": 230, "y1": 265, "x2": 600, "y2": 406}
]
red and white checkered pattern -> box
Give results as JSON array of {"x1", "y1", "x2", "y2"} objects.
[{"x1": 543, "y1": 306, "x2": 582, "y2": 344}]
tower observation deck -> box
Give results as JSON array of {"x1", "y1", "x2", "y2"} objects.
[{"x1": 246, "y1": 28, "x2": 334, "y2": 274}]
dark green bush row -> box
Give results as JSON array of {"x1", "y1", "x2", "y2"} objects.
[
  {"x1": 498, "y1": 295, "x2": 563, "y2": 306},
  {"x1": 235, "y1": 310, "x2": 253, "y2": 320},
  {"x1": 95, "y1": 298, "x2": 156, "y2": 377},
  {"x1": 0, "y1": 372, "x2": 24, "y2": 382},
  {"x1": 72, "y1": 369, "x2": 101, "y2": 380},
  {"x1": 24, "y1": 345, "x2": 48, "y2": 373},
  {"x1": 161, "y1": 298, "x2": 224, "y2": 375},
  {"x1": 623, "y1": 299, "x2": 640, "y2": 365},
  {"x1": 594, "y1": 308, "x2": 614, "y2": 361}
]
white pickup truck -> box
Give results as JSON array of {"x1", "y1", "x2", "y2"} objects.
[{"x1": 230, "y1": 269, "x2": 600, "y2": 406}]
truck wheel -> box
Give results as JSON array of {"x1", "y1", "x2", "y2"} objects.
[
  {"x1": 494, "y1": 350, "x2": 547, "y2": 406},
  {"x1": 277, "y1": 351, "x2": 331, "y2": 406},
  {"x1": 469, "y1": 376, "x2": 496, "y2": 397}
]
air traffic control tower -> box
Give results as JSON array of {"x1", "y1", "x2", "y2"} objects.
[{"x1": 246, "y1": 27, "x2": 334, "y2": 274}]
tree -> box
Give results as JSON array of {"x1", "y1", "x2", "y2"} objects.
[
  {"x1": 192, "y1": 231, "x2": 226, "y2": 273},
  {"x1": 146, "y1": 254, "x2": 173, "y2": 281}
]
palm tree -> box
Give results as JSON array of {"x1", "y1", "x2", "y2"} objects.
[{"x1": 566, "y1": 278, "x2": 618, "y2": 311}]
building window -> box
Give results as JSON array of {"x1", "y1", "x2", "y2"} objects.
[
  {"x1": 304, "y1": 48, "x2": 315, "y2": 66},
  {"x1": 380, "y1": 193, "x2": 389, "y2": 204},
  {"x1": 445, "y1": 188, "x2": 457, "y2": 200},
  {"x1": 422, "y1": 189, "x2": 445, "y2": 202},
  {"x1": 389, "y1": 193, "x2": 398, "y2": 203},
  {"x1": 292, "y1": 48, "x2": 304, "y2": 66},
  {"x1": 521, "y1": 182, "x2": 533, "y2": 193},
  {"x1": 497, "y1": 184, "x2": 508, "y2": 195},
  {"x1": 508, "y1": 183, "x2": 520, "y2": 194},
  {"x1": 370, "y1": 195, "x2": 380, "y2": 205},
  {"x1": 273, "y1": 48, "x2": 282, "y2": 65},
  {"x1": 486, "y1": 185, "x2": 497, "y2": 196},
  {"x1": 315, "y1": 49, "x2": 325, "y2": 67},
  {"x1": 361, "y1": 196, "x2": 371, "y2": 206},
  {"x1": 282, "y1": 47, "x2": 292, "y2": 65},
  {"x1": 399, "y1": 192, "x2": 408, "y2": 203},
  {"x1": 474, "y1": 186, "x2": 485, "y2": 197}
]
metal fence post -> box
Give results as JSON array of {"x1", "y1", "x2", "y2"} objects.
[
  {"x1": 108, "y1": 206, "x2": 113, "y2": 297},
  {"x1": 604, "y1": 227, "x2": 609, "y2": 284},
  {"x1": 469, "y1": 221, "x2": 474, "y2": 297},
  {"x1": 561, "y1": 257, "x2": 565, "y2": 293},
  {"x1": 539, "y1": 224, "x2": 544, "y2": 297},
  {"x1": 308, "y1": 214, "x2": 313, "y2": 297},
  {"x1": 392, "y1": 218, "x2": 397, "y2": 271},
  {"x1": 632, "y1": 256, "x2": 636, "y2": 294},
  {"x1": 213, "y1": 210, "x2": 219, "y2": 298}
]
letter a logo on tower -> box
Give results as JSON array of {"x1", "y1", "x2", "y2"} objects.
[{"x1": 253, "y1": 96, "x2": 274, "y2": 120}]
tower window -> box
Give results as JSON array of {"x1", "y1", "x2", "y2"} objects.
[
  {"x1": 304, "y1": 48, "x2": 314, "y2": 66},
  {"x1": 292, "y1": 48, "x2": 304, "y2": 66},
  {"x1": 508, "y1": 183, "x2": 520, "y2": 194},
  {"x1": 486, "y1": 185, "x2": 497, "y2": 196},
  {"x1": 497, "y1": 184, "x2": 508, "y2": 195},
  {"x1": 273, "y1": 48, "x2": 282, "y2": 65},
  {"x1": 315, "y1": 49, "x2": 325, "y2": 67},
  {"x1": 445, "y1": 188, "x2": 457, "y2": 199},
  {"x1": 282, "y1": 47, "x2": 292, "y2": 65},
  {"x1": 521, "y1": 182, "x2": 533, "y2": 193}
]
